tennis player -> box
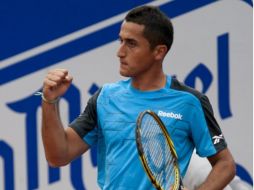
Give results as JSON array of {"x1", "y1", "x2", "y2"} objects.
[{"x1": 41, "y1": 5, "x2": 235, "y2": 190}]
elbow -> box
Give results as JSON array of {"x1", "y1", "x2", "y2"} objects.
[
  {"x1": 228, "y1": 159, "x2": 237, "y2": 180},
  {"x1": 226, "y1": 151, "x2": 237, "y2": 180},
  {"x1": 46, "y1": 156, "x2": 70, "y2": 168},
  {"x1": 221, "y1": 155, "x2": 236, "y2": 181},
  {"x1": 47, "y1": 161, "x2": 67, "y2": 168}
]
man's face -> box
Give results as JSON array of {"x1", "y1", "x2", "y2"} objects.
[{"x1": 117, "y1": 21, "x2": 156, "y2": 78}]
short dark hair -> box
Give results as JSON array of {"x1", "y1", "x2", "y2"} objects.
[{"x1": 125, "y1": 5, "x2": 174, "y2": 52}]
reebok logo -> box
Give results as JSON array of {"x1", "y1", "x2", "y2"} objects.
[
  {"x1": 212, "y1": 134, "x2": 224, "y2": 145},
  {"x1": 158, "y1": 110, "x2": 183, "y2": 120}
]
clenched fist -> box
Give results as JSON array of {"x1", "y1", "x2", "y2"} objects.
[{"x1": 43, "y1": 69, "x2": 73, "y2": 101}]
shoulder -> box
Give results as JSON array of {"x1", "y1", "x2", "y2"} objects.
[
  {"x1": 170, "y1": 77, "x2": 211, "y2": 109},
  {"x1": 170, "y1": 77, "x2": 203, "y2": 99}
]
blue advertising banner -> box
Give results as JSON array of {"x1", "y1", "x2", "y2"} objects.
[{"x1": 0, "y1": 0, "x2": 252, "y2": 189}]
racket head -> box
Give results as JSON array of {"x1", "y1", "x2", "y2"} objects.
[{"x1": 136, "y1": 110, "x2": 181, "y2": 190}]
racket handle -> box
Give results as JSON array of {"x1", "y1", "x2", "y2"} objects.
[{"x1": 179, "y1": 178, "x2": 184, "y2": 190}]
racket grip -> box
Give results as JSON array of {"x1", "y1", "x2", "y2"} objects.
[{"x1": 179, "y1": 178, "x2": 184, "y2": 190}]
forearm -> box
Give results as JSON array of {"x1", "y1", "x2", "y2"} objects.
[{"x1": 41, "y1": 101, "x2": 69, "y2": 167}]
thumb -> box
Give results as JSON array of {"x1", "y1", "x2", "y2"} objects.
[{"x1": 65, "y1": 75, "x2": 73, "y2": 83}]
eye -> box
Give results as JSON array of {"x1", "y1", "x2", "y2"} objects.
[{"x1": 126, "y1": 40, "x2": 137, "y2": 48}]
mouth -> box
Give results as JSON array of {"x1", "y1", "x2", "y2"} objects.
[
  {"x1": 120, "y1": 59, "x2": 127, "y2": 65},
  {"x1": 120, "y1": 60, "x2": 128, "y2": 67}
]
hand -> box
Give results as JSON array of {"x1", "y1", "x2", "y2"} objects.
[{"x1": 43, "y1": 69, "x2": 73, "y2": 101}]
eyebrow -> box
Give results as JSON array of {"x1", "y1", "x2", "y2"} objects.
[{"x1": 119, "y1": 35, "x2": 138, "y2": 43}]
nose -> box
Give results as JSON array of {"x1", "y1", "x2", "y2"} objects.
[{"x1": 117, "y1": 43, "x2": 126, "y2": 58}]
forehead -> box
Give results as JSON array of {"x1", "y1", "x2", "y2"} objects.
[{"x1": 119, "y1": 21, "x2": 145, "y2": 39}]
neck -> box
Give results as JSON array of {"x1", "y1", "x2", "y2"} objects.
[{"x1": 131, "y1": 71, "x2": 167, "y2": 91}]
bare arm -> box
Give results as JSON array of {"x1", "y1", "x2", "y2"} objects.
[
  {"x1": 196, "y1": 148, "x2": 236, "y2": 190},
  {"x1": 41, "y1": 69, "x2": 89, "y2": 167}
]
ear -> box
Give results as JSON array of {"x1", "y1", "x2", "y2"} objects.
[{"x1": 153, "y1": 45, "x2": 168, "y2": 61}]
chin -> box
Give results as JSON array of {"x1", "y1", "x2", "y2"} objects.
[{"x1": 119, "y1": 70, "x2": 131, "y2": 77}]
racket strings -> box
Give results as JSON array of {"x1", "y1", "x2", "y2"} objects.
[{"x1": 140, "y1": 114, "x2": 177, "y2": 189}]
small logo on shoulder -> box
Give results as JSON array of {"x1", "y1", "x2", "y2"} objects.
[
  {"x1": 212, "y1": 134, "x2": 224, "y2": 144},
  {"x1": 158, "y1": 110, "x2": 183, "y2": 120}
]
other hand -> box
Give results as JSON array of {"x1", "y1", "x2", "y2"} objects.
[{"x1": 43, "y1": 69, "x2": 73, "y2": 101}]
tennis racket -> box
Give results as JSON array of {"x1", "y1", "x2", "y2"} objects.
[{"x1": 135, "y1": 110, "x2": 184, "y2": 190}]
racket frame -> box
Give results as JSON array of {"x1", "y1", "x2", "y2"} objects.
[{"x1": 136, "y1": 110, "x2": 181, "y2": 190}]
